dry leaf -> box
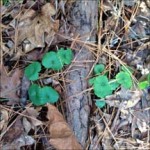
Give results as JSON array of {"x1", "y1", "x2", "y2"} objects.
[
  {"x1": 15, "y1": 3, "x2": 59, "y2": 53},
  {"x1": 106, "y1": 90, "x2": 142, "y2": 110},
  {"x1": 2, "y1": 134, "x2": 35, "y2": 150},
  {"x1": 25, "y1": 107, "x2": 43, "y2": 127},
  {"x1": 47, "y1": 104, "x2": 83, "y2": 150},
  {"x1": 0, "y1": 109, "x2": 9, "y2": 131},
  {"x1": 41, "y1": 3, "x2": 56, "y2": 17},
  {"x1": 0, "y1": 64, "x2": 22, "y2": 100},
  {"x1": 19, "y1": 9, "x2": 36, "y2": 21},
  {"x1": 120, "y1": 90, "x2": 142, "y2": 110},
  {"x1": 22, "y1": 117, "x2": 32, "y2": 133},
  {"x1": 136, "y1": 119, "x2": 147, "y2": 133},
  {"x1": 2, "y1": 119, "x2": 24, "y2": 143}
]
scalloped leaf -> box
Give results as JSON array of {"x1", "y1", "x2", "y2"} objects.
[
  {"x1": 94, "y1": 76, "x2": 112, "y2": 98},
  {"x1": 42, "y1": 51, "x2": 63, "y2": 70},
  {"x1": 28, "y1": 84, "x2": 59, "y2": 106},
  {"x1": 94, "y1": 64, "x2": 105, "y2": 75},
  {"x1": 116, "y1": 71, "x2": 132, "y2": 89},
  {"x1": 57, "y1": 48, "x2": 73, "y2": 65},
  {"x1": 24, "y1": 62, "x2": 41, "y2": 81}
]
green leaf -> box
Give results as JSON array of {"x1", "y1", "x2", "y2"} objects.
[
  {"x1": 41, "y1": 86, "x2": 59, "y2": 104},
  {"x1": 94, "y1": 64, "x2": 105, "y2": 75},
  {"x1": 95, "y1": 100, "x2": 106, "y2": 108},
  {"x1": 88, "y1": 77, "x2": 95, "y2": 86},
  {"x1": 116, "y1": 71, "x2": 132, "y2": 89},
  {"x1": 28, "y1": 84, "x2": 59, "y2": 106},
  {"x1": 93, "y1": 76, "x2": 112, "y2": 98},
  {"x1": 28, "y1": 84, "x2": 42, "y2": 106},
  {"x1": 42, "y1": 51, "x2": 63, "y2": 70},
  {"x1": 138, "y1": 81, "x2": 149, "y2": 90},
  {"x1": 109, "y1": 80, "x2": 120, "y2": 90},
  {"x1": 24, "y1": 62, "x2": 41, "y2": 81},
  {"x1": 57, "y1": 48, "x2": 73, "y2": 65}
]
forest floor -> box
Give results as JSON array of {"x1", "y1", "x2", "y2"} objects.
[{"x1": 0, "y1": 0, "x2": 150, "y2": 150}]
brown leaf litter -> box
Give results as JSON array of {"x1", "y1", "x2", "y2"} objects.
[
  {"x1": 0, "y1": 64, "x2": 22, "y2": 102},
  {"x1": 47, "y1": 104, "x2": 83, "y2": 150},
  {"x1": 0, "y1": 107, "x2": 42, "y2": 150},
  {"x1": 1, "y1": 3, "x2": 59, "y2": 59}
]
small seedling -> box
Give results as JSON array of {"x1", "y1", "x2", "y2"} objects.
[
  {"x1": 89, "y1": 64, "x2": 133, "y2": 108},
  {"x1": 57, "y1": 48, "x2": 73, "y2": 65},
  {"x1": 28, "y1": 84, "x2": 59, "y2": 106},
  {"x1": 94, "y1": 64, "x2": 105, "y2": 75},
  {"x1": 42, "y1": 51, "x2": 63, "y2": 70},
  {"x1": 24, "y1": 61, "x2": 41, "y2": 81},
  {"x1": 24, "y1": 47, "x2": 73, "y2": 106},
  {"x1": 93, "y1": 75, "x2": 113, "y2": 98},
  {"x1": 116, "y1": 71, "x2": 132, "y2": 89}
]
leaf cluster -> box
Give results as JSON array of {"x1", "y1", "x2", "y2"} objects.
[
  {"x1": 42, "y1": 48, "x2": 73, "y2": 70},
  {"x1": 89, "y1": 64, "x2": 133, "y2": 108},
  {"x1": 24, "y1": 48, "x2": 73, "y2": 106}
]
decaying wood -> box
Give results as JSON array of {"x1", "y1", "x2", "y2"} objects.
[{"x1": 65, "y1": 1, "x2": 98, "y2": 147}]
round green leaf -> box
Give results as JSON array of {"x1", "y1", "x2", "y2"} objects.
[
  {"x1": 24, "y1": 62, "x2": 41, "y2": 81},
  {"x1": 57, "y1": 48, "x2": 73, "y2": 65},
  {"x1": 41, "y1": 86, "x2": 59, "y2": 104},
  {"x1": 28, "y1": 84, "x2": 44, "y2": 106},
  {"x1": 28, "y1": 84, "x2": 59, "y2": 106},
  {"x1": 138, "y1": 81, "x2": 149, "y2": 90},
  {"x1": 42, "y1": 51, "x2": 63, "y2": 70},
  {"x1": 94, "y1": 64, "x2": 105, "y2": 75},
  {"x1": 93, "y1": 76, "x2": 112, "y2": 98},
  {"x1": 116, "y1": 71, "x2": 132, "y2": 89},
  {"x1": 95, "y1": 100, "x2": 106, "y2": 108}
]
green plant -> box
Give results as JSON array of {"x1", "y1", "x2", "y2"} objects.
[
  {"x1": 24, "y1": 62, "x2": 41, "y2": 81},
  {"x1": 42, "y1": 51, "x2": 63, "y2": 70},
  {"x1": 116, "y1": 71, "x2": 132, "y2": 89},
  {"x1": 42, "y1": 48, "x2": 73, "y2": 70},
  {"x1": 89, "y1": 64, "x2": 133, "y2": 108},
  {"x1": 94, "y1": 64, "x2": 105, "y2": 75},
  {"x1": 24, "y1": 47, "x2": 73, "y2": 106},
  {"x1": 57, "y1": 48, "x2": 73, "y2": 65},
  {"x1": 93, "y1": 75, "x2": 113, "y2": 98},
  {"x1": 28, "y1": 84, "x2": 59, "y2": 106}
]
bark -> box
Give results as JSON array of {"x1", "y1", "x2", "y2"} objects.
[{"x1": 65, "y1": 1, "x2": 98, "y2": 147}]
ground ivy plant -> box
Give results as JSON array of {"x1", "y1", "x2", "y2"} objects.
[
  {"x1": 24, "y1": 48, "x2": 73, "y2": 106},
  {"x1": 89, "y1": 64, "x2": 133, "y2": 108}
]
